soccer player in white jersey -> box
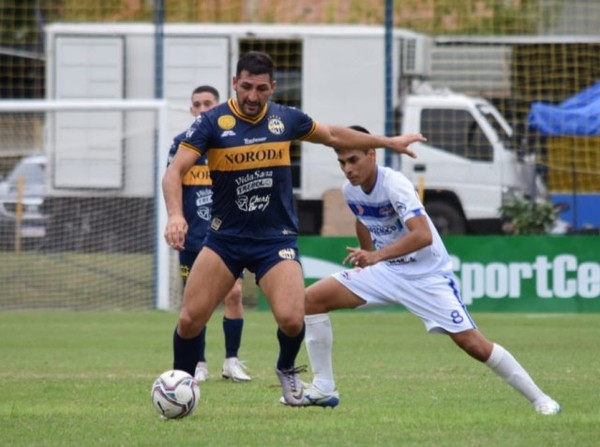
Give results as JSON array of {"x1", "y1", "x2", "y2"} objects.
[{"x1": 292, "y1": 125, "x2": 561, "y2": 415}]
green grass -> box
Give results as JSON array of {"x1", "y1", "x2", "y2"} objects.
[
  {"x1": 0, "y1": 252, "x2": 153, "y2": 309},
  {"x1": 0, "y1": 311, "x2": 598, "y2": 446},
  {"x1": 0, "y1": 252, "x2": 262, "y2": 310}
]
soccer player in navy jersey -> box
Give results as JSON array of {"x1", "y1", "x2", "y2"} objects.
[
  {"x1": 293, "y1": 125, "x2": 560, "y2": 415},
  {"x1": 162, "y1": 51, "x2": 425, "y2": 405},
  {"x1": 167, "y1": 85, "x2": 250, "y2": 383}
]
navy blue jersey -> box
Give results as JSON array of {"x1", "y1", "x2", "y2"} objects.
[
  {"x1": 179, "y1": 99, "x2": 316, "y2": 240},
  {"x1": 167, "y1": 127, "x2": 212, "y2": 252}
]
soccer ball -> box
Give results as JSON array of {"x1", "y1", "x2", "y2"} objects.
[{"x1": 151, "y1": 369, "x2": 200, "y2": 419}]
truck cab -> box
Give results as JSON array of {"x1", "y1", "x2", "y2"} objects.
[{"x1": 397, "y1": 90, "x2": 535, "y2": 234}]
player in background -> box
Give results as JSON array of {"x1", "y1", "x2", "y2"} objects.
[
  {"x1": 163, "y1": 52, "x2": 425, "y2": 405},
  {"x1": 293, "y1": 125, "x2": 561, "y2": 415},
  {"x1": 167, "y1": 85, "x2": 250, "y2": 383}
]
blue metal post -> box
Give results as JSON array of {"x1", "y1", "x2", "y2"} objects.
[
  {"x1": 154, "y1": 0, "x2": 165, "y2": 99},
  {"x1": 153, "y1": 0, "x2": 165, "y2": 308},
  {"x1": 384, "y1": 0, "x2": 394, "y2": 168}
]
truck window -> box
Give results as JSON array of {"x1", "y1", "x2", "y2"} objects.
[
  {"x1": 421, "y1": 108, "x2": 493, "y2": 162},
  {"x1": 476, "y1": 104, "x2": 512, "y2": 149}
]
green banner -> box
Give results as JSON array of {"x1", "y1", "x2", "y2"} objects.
[{"x1": 286, "y1": 235, "x2": 600, "y2": 313}]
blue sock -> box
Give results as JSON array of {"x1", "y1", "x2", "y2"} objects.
[
  {"x1": 172, "y1": 327, "x2": 203, "y2": 376},
  {"x1": 223, "y1": 317, "x2": 243, "y2": 358},
  {"x1": 276, "y1": 324, "x2": 305, "y2": 371}
]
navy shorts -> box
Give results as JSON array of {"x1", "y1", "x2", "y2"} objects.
[
  {"x1": 179, "y1": 248, "x2": 244, "y2": 285},
  {"x1": 203, "y1": 233, "x2": 300, "y2": 283}
]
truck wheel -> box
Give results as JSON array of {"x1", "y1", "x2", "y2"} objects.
[{"x1": 425, "y1": 201, "x2": 466, "y2": 235}]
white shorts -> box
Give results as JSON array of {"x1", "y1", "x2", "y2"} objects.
[{"x1": 332, "y1": 263, "x2": 476, "y2": 334}]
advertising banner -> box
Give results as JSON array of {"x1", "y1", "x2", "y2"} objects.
[{"x1": 295, "y1": 235, "x2": 600, "y2": 313}]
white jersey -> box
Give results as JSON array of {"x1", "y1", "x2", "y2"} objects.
[
  {"x1": 342, "y1": 165, "x2": 452, "y2": 278},
  {"x1": 336, "y1": 166, "x2": 474, "y2": 334}
]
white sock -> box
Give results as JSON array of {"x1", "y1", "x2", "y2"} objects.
[
  {"x1": 304, "y1": 313, "x2": 336, "y2": 392},
  {"x1": 485, "y1": 343, "x2": 550, "y2": 404}
]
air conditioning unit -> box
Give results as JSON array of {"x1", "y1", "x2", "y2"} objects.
[{"x1": 401, "y1": 35, "x2": 432, "y2": 77}]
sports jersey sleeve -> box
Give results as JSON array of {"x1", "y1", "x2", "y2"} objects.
[
  {"x1": 167, "y1": 132, "x2": 185, "y2": 167},
  {"x1": 387, "y1": 173, "x2": 425, "y2": 223},
  {"x1": 288, "y1": 107, "x2": 317, "y2": 140},
  {"x1": 179, "y1": 114, "x2": 216, "y2": 157}
]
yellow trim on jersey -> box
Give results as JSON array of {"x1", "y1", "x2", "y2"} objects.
[
  {"x1": 228, "y1": 98, "x2": 268, "y2": 124},
  {"x1": 182, "y1": 165, "x2": 212, "y2": 186},
  {"x1": 208, "y1": 142, "x2": 291, "y2": 172},
  {"x1": 299, "y1": 121, "x2": 318, "y2": 141},
  {"x1": 180, "y1": 141, "x2": 202, "y2": 155}
]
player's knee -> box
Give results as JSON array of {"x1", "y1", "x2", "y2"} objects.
[
  {"x1": 177, "y1": 312, "x2": 201, "y2": 338},
  {"x1": 276, "y1": 313, "x2": 304, "y2": 336},
  {"x1": 223, "y1": 283, "x2": 243, "y2": 306}
]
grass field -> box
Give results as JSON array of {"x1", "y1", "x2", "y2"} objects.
[
  {"x1": 0, "y1": 252, "x2": 154, "y2": 309},
  {"x1": 0, "y1": 311, "x2": 598, "y2": 447}
]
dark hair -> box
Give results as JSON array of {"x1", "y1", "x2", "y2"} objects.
[
  {"x1": 191, "y1": 85, "x2": 220, "y2": 101},
  {"x1": 236, "y1": 51, "x2": 274, "y2": 79},
  {"x1": 333, "y1": 125, "x2": 373, "y2": 154},
  {"x1": 349, "y1": 124, "x2": 370, "y2": 134}
]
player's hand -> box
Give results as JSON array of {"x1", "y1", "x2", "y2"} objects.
[
  {"x1": 344, "y1": 246, "x2": 380, "y2": 268},
  {"x1": 164, "y1": 215, "x2": 188, "y2": 251},
  {"x1": 387, "y1": 133, "x2": 426, "y2": 158}
]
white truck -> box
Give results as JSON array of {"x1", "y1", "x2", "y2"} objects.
[
  {"x1": 43, "y1": 22, "x2": 536, "y2": 240},
  {"x1": 396, "y1": 85, "x2": 537, "y2": 234}
]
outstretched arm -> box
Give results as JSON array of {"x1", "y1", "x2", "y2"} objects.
[{"x1": 305, "y1": 123, "x2": 426, "y2": 158}]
